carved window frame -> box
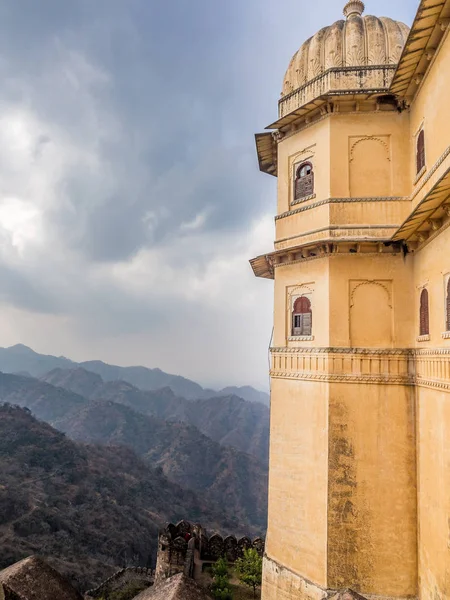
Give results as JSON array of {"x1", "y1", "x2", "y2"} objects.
[
  {"x1": 292, "y1": 296, "x2": 312, "y2": 337},
  {"x1": 287, "y1": 285, "x2": 315, "y2": 342}
]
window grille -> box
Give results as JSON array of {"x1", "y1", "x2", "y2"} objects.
[
  {"x1": 295, "y1": 162, "x2": 314, "y2": 200},
  {"x1": 420, "y1": 288, "x2": 429, "y2": 336},
  {"x1": 417, "y1": 130, "x2": 425, "y2": 174},
  {"x1": 446, "y1": 279, "x2": 450, "y2": 331}
]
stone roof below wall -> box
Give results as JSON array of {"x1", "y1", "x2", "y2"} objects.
[
  {"x1": 0, "y1": 556, "x2": 83, "y2": 600},
  {"x1": 132, "y1": 573, "x2": 212, "y2": 600}
]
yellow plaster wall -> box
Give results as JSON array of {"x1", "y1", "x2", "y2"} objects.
[
  {"x1": 328, "y1": 200, "x2": 410, "y2": 228},
  {"x1": 329, "y1": 112, "x2": 411, "y2": 199},
  {"x1": 416, "y1": 386, "x2": 450, "y2": 600},
  {"x1": 410, "y1": 31, "x2": 450, "y2": 195},
  {"x1": 328, "y1": 254, "x2": 415, "y2": 348},
  {"x1": 412, "y1": 227, "x2": 450, "y2": 600},
  {"x1": 267, "y1": 378, "x2": 329, "y2": 588},
  {"x1": 327, "y1": 383, "x2": 417, "y2": 597},
  {"x1": 275, "y1": 204, "x2": 330, "y2": 249}
]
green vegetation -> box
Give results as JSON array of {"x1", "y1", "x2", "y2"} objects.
[
  {"x1": 235, "y1": 549, "x2": 262, "y2": 599},
  {"x1": 211, "y1": 557, "x2": 233, "y2": 600}
]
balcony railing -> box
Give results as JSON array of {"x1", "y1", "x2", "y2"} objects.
[{"x1": 278, "y1": 65, "x2": 397, "y2": 119}]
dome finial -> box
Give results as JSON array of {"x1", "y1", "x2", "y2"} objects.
[{"x1": 343, "y1": 0, "x2": 365, "y2": 18}]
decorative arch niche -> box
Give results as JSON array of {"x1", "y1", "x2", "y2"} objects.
[
  {"x1": 349, "y1": 135, "x2": 392, "y2": 198},
  {"x1": 349, "y1": 280, "x2": 393, "y2": 347}
]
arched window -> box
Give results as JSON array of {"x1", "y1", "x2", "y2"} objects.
[
  {"x1": 446, "y1": 279, "x2": 450, "y2": 332},
  {"x1": 417, "y1": 129, "x2": 425, "y2": 174},
  {"x1": 420, "y1": 288, "x2": 429, "y2": 336},
  {"x1": 295, "y1": 161, "x2": 314, "y2": 200},
  {"x1": 292, "y1": 296, "x2": 312, "y2": 336}
]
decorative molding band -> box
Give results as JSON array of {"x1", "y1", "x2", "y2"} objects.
[
  {"x1": 271, "y1": 346, "x2": 413, "y2": 355},
  {"x1": 270, "y1": 347, "x2": 450, "y2": 391},
  {"x1": 275, "y1": 225, "x2": 399, "y2": 248},
  {"x1": 276, "y1": 197, "x2": 409, "y2": 222},
  {"x1": 291, "y1": 193, "x2": 316, "y2": 207},
  {"x1": 417, "y1": 335, "x2": 431, "y2": 342},
  {"x1": 288, "y1": 335, "x2": 315, "y2": 342},
  {"x1": 413, "y1": 165, "x2": 427, "y2": 186},
  {"x1": 442, "y1": 332, "x2": 450, "y2": 339},
  {"x1": 415, "y1": 348, "x2": 450, "y2": 356}
]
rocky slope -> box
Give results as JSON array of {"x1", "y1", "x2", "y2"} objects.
[
  {"x1": 0, "y1": 372, "x2": 268, "y2": 531},
  {"x1": 56, "y1": 400, "x2": 268, "y2": 530},
  {"x1": 0, "y1": 405, "x2": 239, "y2": 591}
]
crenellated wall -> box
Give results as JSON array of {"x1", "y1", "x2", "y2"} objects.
[{"x1": 155, "y1": 521, "x2": 265, "y2": 585}]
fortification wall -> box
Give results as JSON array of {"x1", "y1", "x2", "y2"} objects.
[
  {"x1": 155, "y1": 520, "x2": 265, "y2": 584},
  {"x1": 85, "y1": 567, "x2": 154, "y2": 599}
]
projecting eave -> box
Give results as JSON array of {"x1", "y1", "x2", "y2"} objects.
[
  {"x1": 390, "y1": 0, "x2": 450, "y2": 99},
  {"x1": 393, "y1": 166, "x2": 450, "y2": 242},
  {"x1": 255, "y1": 133, "x2": 277, "y2": 176},
  {"x1": 250, "y1": 255, "x2": 274, "y2": 280}
]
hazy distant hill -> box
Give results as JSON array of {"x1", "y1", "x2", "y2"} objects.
[
  {"x1": 41, "y1": 368, "x2": 269, "y2": 463},
  {"x1": 0, "y1": 404, "x2": 238, "y2": 591},
  {"x1": 0, "y1": 344, "x2": 269, "y2": 404},
  {"x1": 213, "y1": 386, "x2": 270, "y2": 406},
  {"x1": 0, "y1": 371, "x2": 268, "y2": 530}
]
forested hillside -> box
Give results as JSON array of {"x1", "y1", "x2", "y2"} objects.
[{"x1": 0, "y1": 405, "x2": 240, "y2": 590}]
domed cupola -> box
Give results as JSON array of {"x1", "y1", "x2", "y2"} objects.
[{"x1": 276, "y1": 1, "x2": 410, "y2": 127}]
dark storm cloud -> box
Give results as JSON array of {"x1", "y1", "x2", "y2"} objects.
[{"x1": 0, "y1": 0, "x2": 272, "y2": 265}]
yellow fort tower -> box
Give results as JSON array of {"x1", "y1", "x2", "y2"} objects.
[{"x1": 251, "y1": 1, "x2": 450, "y2": 600}]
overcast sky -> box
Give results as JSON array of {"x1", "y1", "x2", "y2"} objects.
[{"x1": 0, "y1": 0, "x2": 417, "y2": 389}]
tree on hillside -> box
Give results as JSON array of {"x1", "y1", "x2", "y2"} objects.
[
  {"x1": 211, "y1": 556, "x2": 233, "y2": 600},
  {"x1": 235, "y1": 549, "x2": 262, "y2": 598}
]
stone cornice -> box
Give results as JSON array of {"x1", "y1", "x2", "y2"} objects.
[
  {"x1": 270, "y1": 347, "x2": 413, "y2": 355},
  {"x1": 270, "y1": 347, "x2": 450, "y2": 390},
  {"x1": 275, "y1": 225, "x2": 399, "y2": 250}
]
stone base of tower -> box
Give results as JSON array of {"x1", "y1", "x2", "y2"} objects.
[
  {"x1": 261, "y1": 554, "x2": 418, "y2": 600},
  {"x1": 261, "y1": 555, "x2": 327, "y2": 600}
]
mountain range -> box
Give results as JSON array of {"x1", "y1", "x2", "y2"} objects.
[
  {"x1": 0, "y1": 345, "x2": 270, "y2": 591},
  {"x1": 0, "y1": 344, "x2": 270, "y2": 405},
  {"x1": 41, "y1": 368, "x2": 269, "y2": 463},
  {"x1": 0, "y1": 370, "x2": 268, "y2": 529}
]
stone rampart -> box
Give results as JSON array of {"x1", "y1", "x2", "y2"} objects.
[
  {"x1": 155, "y1": 520, "x2": 265, "y2": 584},
  {"x1": 84, "y1": 567, "x2": 154, "y2": 599}
]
